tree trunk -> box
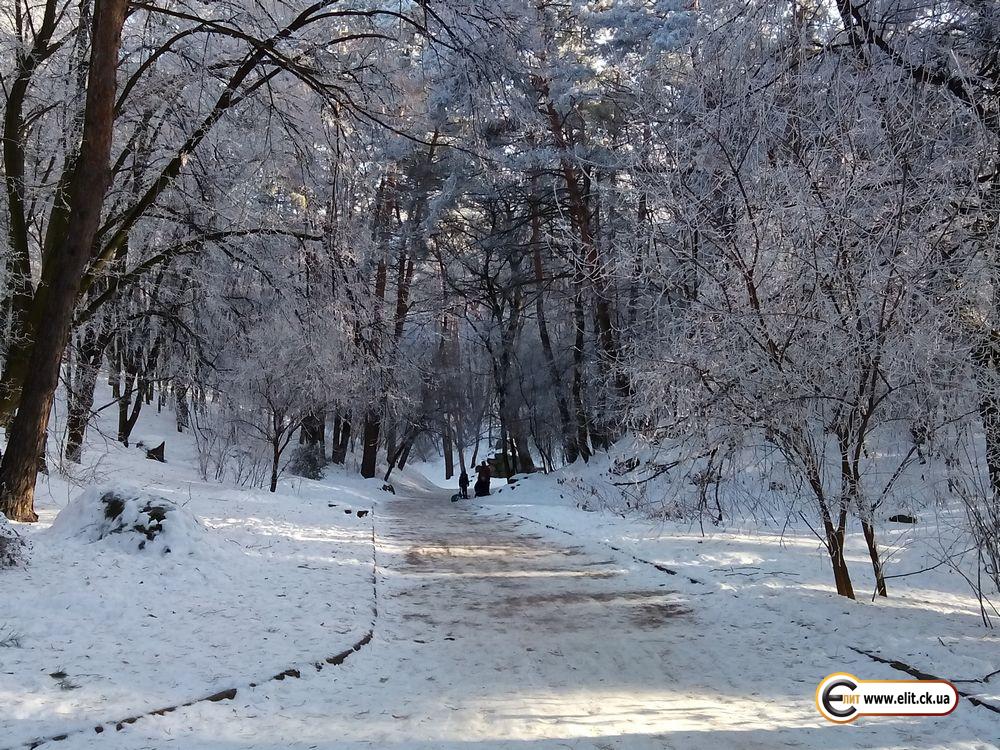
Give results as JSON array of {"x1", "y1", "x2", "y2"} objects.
[
  {"x1": 397, "y1": 439, "x2": 412, "y2": 469},
  {"x1": 301, "y1": 411, "x2": 325, "y2": 453},
  {"x1": 571, "y1": 291, "x2": 591, "y2": 462},
  {"x1": 0, "y1": 0, "x2": 61, "y2": 429},
  {"x1": 443, "y1": 426, "x2": 454, "y2": 480},
  {"x1": 360, "y1": 411, "x2": 380, "y2": 478},
  {"x1": 121, "y1": 377, "x2": 148, "y2": 446},
  {"x1": 384, "y1": 423, "x2": 397, "y2": 470},
  {"x1": 270, "y1": 438, "x2": 280, "y2": 492},
  {"x1": 532, "y1": 234, "x2": 576, "y2": 463},
  {"x1": 861, "y1": 519, "x2": 888, "y2": 597},
  {"x1": 175, "y1": 384, "x2": 190, "y2": 432},
  {"x1": 332, "y1": 415, "x2": 351, "y2": 464},
  {"x1": 117, "y1": 370, "x2": 133, "y2": 444},
  {"x1": 331, "y1": 412, "x2": 342, "y2": 453},
  {"x1": 0, "y1": 0, "x2": 127, "y2": 522},
  {"x1": 64, "y1": 336, "x2": 103, "y2": 463},
  {"x1": 824, "y1": 519, "x2": 856, "y2": 599}
]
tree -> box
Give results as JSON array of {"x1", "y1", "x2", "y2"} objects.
[{"x1": 0, "y1": 0, "x2": 128, "y2": 521}]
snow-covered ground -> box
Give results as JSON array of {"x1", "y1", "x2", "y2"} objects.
[
  {"x1": 477, "y1": 465, "x2": 1000, "y2": 711},
  {"x1": 0, "y1": 401, "x2": 385, "y2": 748},
  {"x1": 2, "y1": 405, "x2": 999, "y2": 748},
  {"x1": 15, "y1": 489, "x2": 999, "y2": 750}
]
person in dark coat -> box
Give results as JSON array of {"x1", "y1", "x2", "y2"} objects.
[
  {"x1": 458, "y1": 470, "x2": 470, "y2": 499},
  {"x1": 474, "y1": 461, "x2": 491, "y2": 497}
]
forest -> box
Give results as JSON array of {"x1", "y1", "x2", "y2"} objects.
[{"x1": 1, "y1": 1, "x2": 999, "y2": 748}]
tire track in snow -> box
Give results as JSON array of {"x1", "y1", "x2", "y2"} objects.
[{"x1": 7, "y1": 508, "x2": 380, "y2": 750}]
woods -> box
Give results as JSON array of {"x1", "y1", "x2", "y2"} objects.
[{"x1": 1, "y1": 0, "x2": 999, "y2": 603}]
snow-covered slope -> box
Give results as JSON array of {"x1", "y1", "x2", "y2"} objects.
[{"x1": 0, "y1": 390, "x2": 381, "y2": 746}]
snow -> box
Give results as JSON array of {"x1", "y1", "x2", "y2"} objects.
[
  {"x1": 23, "y1": 492, "x2": 1000, "y2": 750},
  {"x1": 48, "y1": 486, "x2": 215, "y2": 556},
  {"x1": 0, "y1": 401, "x2": 378, "y2": 748},
  {"x1": 1, "y1": 401, "x2": 998, "y2": 748},
  {"x1": 0, "y1": 512, "x2": 29, "y2": 569},
  {"x1": 479, "y1": 463, "x2": 1000, "y2": 715}
]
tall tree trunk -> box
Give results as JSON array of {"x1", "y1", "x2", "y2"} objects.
[
  {"x1": 384, "y1": 423, "x2": 397, "y2": 469},
  {"x1": 0, "y1": 0, "x2": 128, "y2": 521},
  {"x1": 0, "y1": 0, "x2": 61, "y2": 428},
  {"x1": 443, "y1": 425, "x2": 454, "y2": 480},
  {"x1": 824, "y1": 517, "x2": 856, "y2": 599},
  {"x1": 117, "y1": 369, "x2": 133, "y2": 444},
  {"x1": 331, "y1": 412, "x2": 342, "y2": 453},
  {"x1": 332, "y1": 415, "x2": 351, "y2": 464},
  {"x1": 570, "y1": 290, "x2": 591, "y2": 462},
  {"x1": 64, "y1": 327, "x2": 106, "y2": 463},
  {"x1": 530, "y1": 189, "x2": 577, "y2": 464},
  {"x1": 270, "y1": 435, "x2": 280, "y2": 493},
  {"x1": 360, "y1": 411, "x2": 380, "y2": 479},
  {"x1": 861, "y1": 520, "x2": 888, "y2": 597},
  {"x1": 175, "y1": 384, "x2": 190, "y2": 433}
]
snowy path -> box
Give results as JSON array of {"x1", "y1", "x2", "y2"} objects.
[{"x1": 54, "y1": 492, "x2": 998, "y2": 749}]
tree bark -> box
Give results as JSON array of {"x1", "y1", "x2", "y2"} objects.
[
  {"x1": 360, "y1": 411, "x2": 381, "y2": 479},
  {"x1": 443, "y1": 426, "x2": 454, "y2": 480},
  {"x1": 0, "y1": 0, "x2": 128, "y2": 521},
  {"x1": 64, "y1": 327, "x2": 107, "y2": 463},
  {"x1": 175, "y1": 384, "x2": 190, "y2": 433},
  {"x1": 570, "y1": 290, "x2": 591, "y2": 462},
  {"x1": 332, "y1": 415, "x2": 351, "y2": 464}
]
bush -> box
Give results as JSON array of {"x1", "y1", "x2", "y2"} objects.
[
  {"x1": 288, "y1": 444, "x2": 325, "y2": 480},
  {"x1": 0, "y1": 514, "x2": 29, "y2": 569}
]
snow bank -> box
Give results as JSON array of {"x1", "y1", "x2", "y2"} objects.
[
  {"x1": 49, "y1": 487, "x2": 211, "y2": 556},
  {"x1": 0, "y1": 512, "x2": 29, "y2": 568}
]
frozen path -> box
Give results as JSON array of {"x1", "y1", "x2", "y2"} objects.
[{"x1": 61, "y1": 493, "x2": 998, "y2": 749}]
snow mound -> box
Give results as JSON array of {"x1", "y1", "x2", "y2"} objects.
[
  {"x1": 50, "y1": 487, "x2": 210, "y2": 556},
  {"x1": 0, "y1": 513, "x2": 29, "y2": 568}
]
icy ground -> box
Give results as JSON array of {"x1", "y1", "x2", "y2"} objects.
[{"x1": 1, "y1": 411, "x2": 998, "y2": 747}]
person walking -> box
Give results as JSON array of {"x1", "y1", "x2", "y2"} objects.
[{"x1": 458, "y1": 470, "x2": 470, "y2": 499}]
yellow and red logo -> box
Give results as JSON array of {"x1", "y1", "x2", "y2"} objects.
[{"x1": 816, "y1": 672, "x2": 959, "y2": 723}]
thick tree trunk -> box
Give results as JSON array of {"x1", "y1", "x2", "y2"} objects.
[
  {"x1": 0, "y1": 0, "x2": 127, "y2": 521},
  {"x1": 0, "y1": 0, "x2": 61, "y2": 429},
  {"x1": 824, "y1": 519, "x2": 856, "y2": 599}
]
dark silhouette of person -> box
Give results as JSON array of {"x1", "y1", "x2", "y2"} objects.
[
  {"x1": 458, "y1": 470, "x2": 470, "y2": 499},
  {"x1": 474, "y1": 461, "x2": 491, "y2": 497}
]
